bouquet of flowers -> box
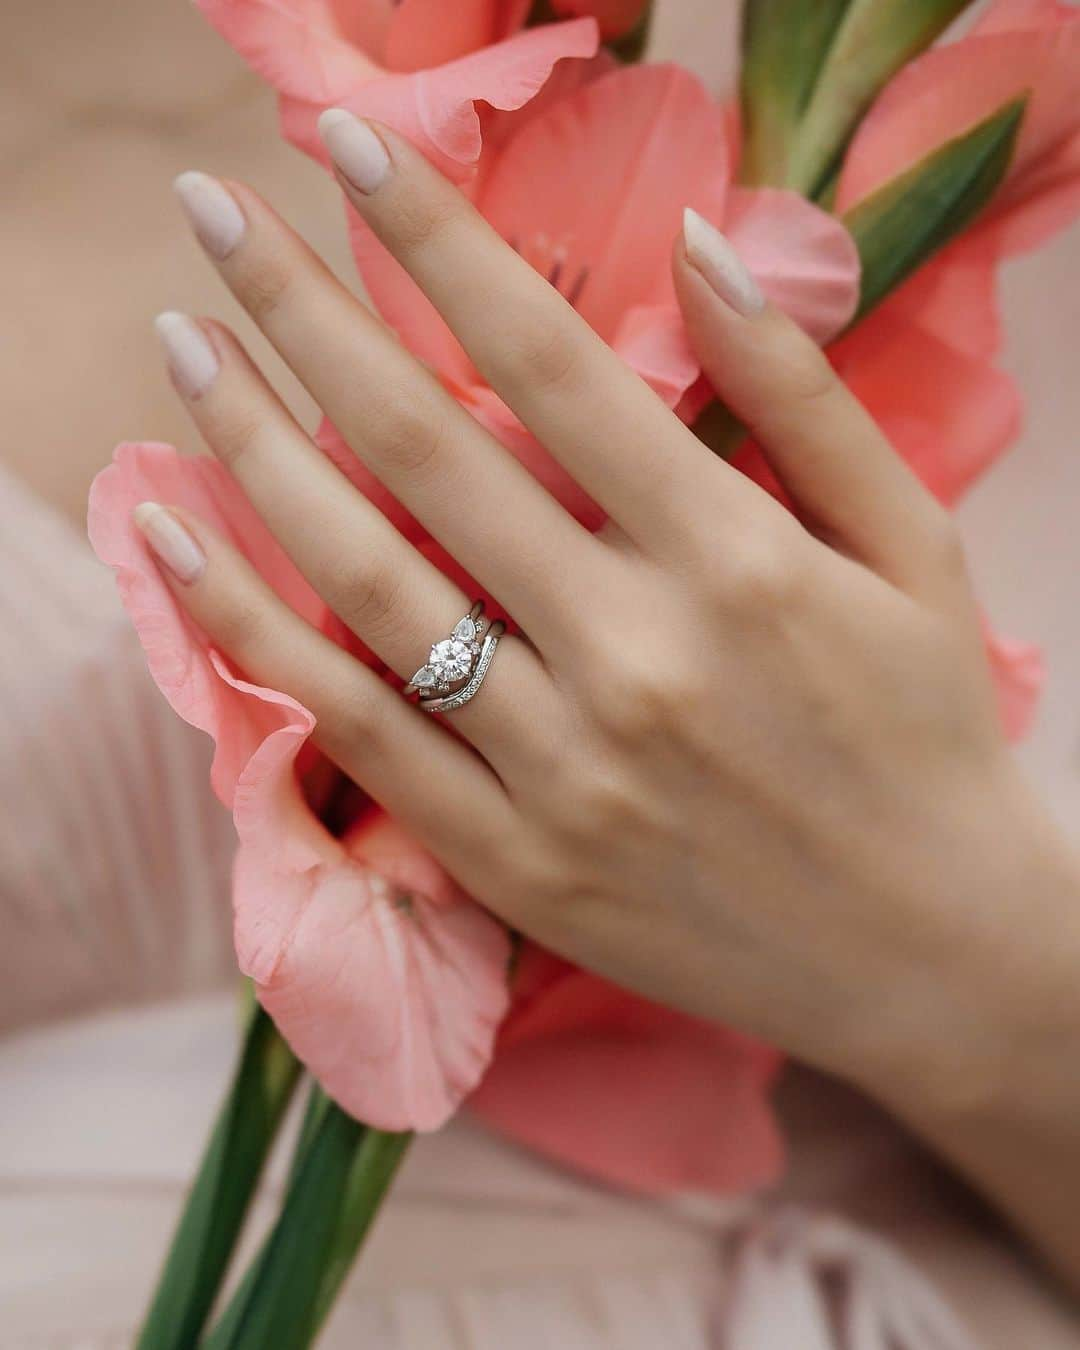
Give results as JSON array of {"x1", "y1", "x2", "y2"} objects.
[{"x1": 87, "y1": 0, "x2": 1080, "y2": 1345}]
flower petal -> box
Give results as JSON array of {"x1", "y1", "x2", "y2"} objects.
[
  {"x1": 89, "y1": 443, "x2": 510, "y2": 1132},
  {"x1": 239, "y1": 815, "x2": 512, "y2": 1132},
  {"x1": 281, "y1": 20, "x2": 600, "y2": 175},
  {"x1": 87, "y1": 443, "x2": 327, "y2": 806},
  {"x1": 196, "y1": 0, "x2": 379, "y2": 103},
  {"x1": 476, "y1": 63, "x2": 730, "y2": 339},
  {"x1": 385, "y1": 0, "x2": 532, "y2": 73},
  {"x1": 828, "y1": 304, "x2": 1023, "y2": 505},
  {"x1": 725, "y1": 188, "x2": 861, "y2": 345},
  {"x1": 469, "y1": 950, "x2": 784, "y2": 1195},
  {"x1": 610, "y1": 303, "x2": 702, "y2": 411}
]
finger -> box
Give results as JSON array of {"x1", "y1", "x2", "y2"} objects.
[
  {"x1": 315, "y1": 111, "x2": 767, "y2": 556},
  {"x1": 130, "y1": 500, "x2": 516, "y2": 872},
  {"x1": 675, "y1": 208, "x2": 971, "y2": 615},
  {"x1": 152, "y1": 311, "x2": 560, "y2": 762},
  {"x1": 172, "y1": 169, "x2": 595, "y2": 646}
]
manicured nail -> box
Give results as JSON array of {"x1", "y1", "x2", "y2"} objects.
[
  {"x1": 682, "y1": 208, "x2": 765, "y2": 318},
  {"x1": 154, "y1": 311, "x2": 220, "y2": 399},
  {"x1": 133, "y1": 502, "x2": 206, "y2": 585},
  {"x1": 174, "y1": 171, "x2": 246, "y2": 260},
  {"x1": 318, "y1": 110, "x2": 391, "y2": 194}
]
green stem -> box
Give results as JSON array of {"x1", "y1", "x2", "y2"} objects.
[
  {"x1": 201, "y1": 1097, "x2": 411, "y2": 1350},
  {"x1": 136, "y1": 1005, "x2": 301, "y2": 1350}
]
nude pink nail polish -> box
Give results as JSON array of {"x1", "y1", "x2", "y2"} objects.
[
  {"x1": 174, "y1": 171, "x2": 246, "y2": 260},
  {"x1": 154, "y1": 311, "x2": 219, "y2": 399},
  {"x1": 317, "y1": 110, "x2": 391, "y2": 194},
  {"x1": 133, "y1": 502, "x2": 206, "y2": 584},
  {"x1": 683, "y1": 208, "x2": 765, "y2": 318}
]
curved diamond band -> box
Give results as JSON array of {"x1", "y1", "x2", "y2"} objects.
[{"x1": 403, "y1": 601, "x2": 506, "y2": 713}]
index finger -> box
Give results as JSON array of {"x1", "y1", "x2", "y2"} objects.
[{"x1": 317, "y1": 110, "x2": 765, "y2": 554}]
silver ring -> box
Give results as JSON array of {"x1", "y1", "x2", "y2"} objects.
[{"x1": 404, "y1": 601, "x2": 506, "y2": 713}]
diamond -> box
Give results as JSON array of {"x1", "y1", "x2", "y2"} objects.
[
  {"x1": 410, "y1": 664, "x2": 438, "y2": 689},
  {"x1": 452, "y1": 616, "x2": 479, "y2": 642},
  {"x1": 430, "y1": 637, "x2": 474, "y2": 683}
]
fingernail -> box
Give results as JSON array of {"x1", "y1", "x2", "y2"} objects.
[
  {"x1": 318, "y1": 110, "x2": 391, "y2": 194},
  {"x1": 154, "y1": 311, "x2": 220, "y2": 399},
  {"x1": 174, "y1": 171, "x2": 246, "y2": 260},
  {"x1": 133, "y1": 502, "x2": 206, "y2": 585},
  {"x1": 683, "y1": 208, "x2": 765, "y2": 318}
]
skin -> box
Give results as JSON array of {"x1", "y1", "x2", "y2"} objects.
[{"x1": 147, "y1": 123, "x2": 1080, "y2": 1288}]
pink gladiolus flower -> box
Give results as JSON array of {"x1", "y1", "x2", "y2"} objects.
[
  {"x1": 197, "y1": 0, "x2": 600, "y2": 177},
  {"x1": 88, "y1": 444, "x2": 511, "y2": 1132}
]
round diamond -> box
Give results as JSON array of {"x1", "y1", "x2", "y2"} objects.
[{"x1": 430, "y1": 637, "x2": 474, "y2": 683}]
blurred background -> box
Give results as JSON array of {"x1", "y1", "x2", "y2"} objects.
[{"x1": 1, "y1": 0, "x2": 1078, "y2": 1344}]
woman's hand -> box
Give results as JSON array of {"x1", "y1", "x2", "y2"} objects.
[{"x1": 140, "y1": 115, "x2": 1080, "y2": 1278}]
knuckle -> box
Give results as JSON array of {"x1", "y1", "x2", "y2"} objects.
[
  {"x1": 324, "y1": 553, "x2": 404, "y2": 636},
  {"x1": 719, "y1": 533, "x2": 806, "y2": 612},
  {"x1": 234, "y1": 256, "x2": 293, "y2": 324},
  {"x1": 778, "y1": 342, "x2": 837, "y2": 411},
  {"x1": 391, "y1": 193, "x2": 464, "y2": 257},
  {"x1": 593, "y1": 649, "x2": 687, "y2": 741},
  {"x1": 366, "y1": 396, "x2": 448, "y2": 482},
  {"x1": 212, "y1": 593, "x2": 273, "y2": 656},
  {"x1": 209, "y1": 409, "x2": 265, "y2": 472},
  {"x1": 489, "y1": 316, "x2": 581, "y2": 396}
]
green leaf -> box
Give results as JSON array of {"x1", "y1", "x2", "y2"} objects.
[
  {"x1": 740, "y1": 0, "x2": 976, "y2": 194},
  {"x1": 136, "y1": 1005, "x2": 301, "y2": 1350},
  {"x1": 202, "y1": 1096, "x2": 411, "y2": 1350},
  {"x1": 740, "y1": 0, "x2": 850, "y2": 188},
  {"x1": 844, "y1": 97, "x2": 1026, "y2": 322}
]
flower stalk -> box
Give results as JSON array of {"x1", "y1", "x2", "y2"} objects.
[
  {"x1": 135, "y1": 1003, "x2": 301, "y2": 1350},
  {"x1": 740, "y1": 0, "x2": 976, "y2": 194}
]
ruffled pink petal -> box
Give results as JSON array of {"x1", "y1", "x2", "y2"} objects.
[
  {"x1": 87, "y1": 443, "x2": 327, "y2": 806},
  {"x1": 836, "y1": 9, "x2": 1080, "y2": 257},
  {"x1": 469, "y1": 950, "x2": 784, "y2": 1195},
  {"x1": 983, "y1": 621, "x2": 1045, "y2": 741},
  {"x1": 475, "y1": 63, "x2": 730, "y2": 339},
  {"x1": 89, "y1": 443, "x2": 510, "y2": 1131},
  {"x1": 725, "y1": 188, "x2": 861, "y2": 345},
  {"x1": 279, "y1": 17, "x2": 598, "y2": 171},
  {"x1": 829, "y1": 307, "x2": 1023, "y2": 505},
  {"x1": 238, "y1": 814, "x2": 511, "y2": 1131},
  {"x1": 196, "y1": 0, "x2": 380, "y2": 104}
]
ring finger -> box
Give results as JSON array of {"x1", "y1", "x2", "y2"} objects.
[{"x1": 153, "y1": 310, "x2": 559, "y2": 760}]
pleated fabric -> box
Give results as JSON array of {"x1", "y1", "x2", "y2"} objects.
[{"x1": 0, "y1": 463, "x2": 236, "y2": 1031}]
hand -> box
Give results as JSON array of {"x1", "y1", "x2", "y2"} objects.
[{"x1": 142, "y1": 117, "x2": 1079, "y2": 1184}]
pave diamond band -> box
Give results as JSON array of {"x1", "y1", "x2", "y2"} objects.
[{"x1": 404, "y1": 601, "x2": 506, "y2": 712}]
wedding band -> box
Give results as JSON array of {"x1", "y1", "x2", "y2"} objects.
[{"x1": 404, "y1": 601, "x2": 506, "y2": 713}]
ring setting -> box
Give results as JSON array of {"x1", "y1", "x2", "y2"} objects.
[{"x1": 404, "y1": 601, "x2": 505, "y2": 713}]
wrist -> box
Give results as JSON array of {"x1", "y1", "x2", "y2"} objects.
[{"x1": 847, "y1": 767, "x2": 1080, "y2": 1127}]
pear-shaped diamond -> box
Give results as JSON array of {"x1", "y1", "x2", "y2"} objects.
[
  {"x1": 452, "y1": 615, "x2": 478, "y2": 642},
  {"x1": 411, "y1": 665, "x2": 438, "y2": 689}
]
